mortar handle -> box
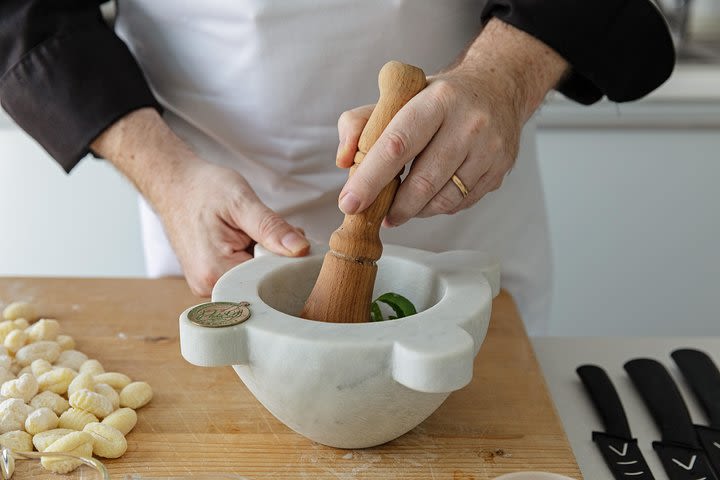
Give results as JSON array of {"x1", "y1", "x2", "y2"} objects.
[{"x1": 329, "y1": 61, "x2": 427, "y2": 261}]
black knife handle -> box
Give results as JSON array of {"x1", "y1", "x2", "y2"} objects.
[
  {"x1": 625, "y1": 358, "x2": 700, "y2": 449},
  {"x1": 594, "y1": 432, "x2": 656, "y2": 480},
  {"x1": 577, "y1": 364, "x2": 633, "y2": 438},
  {"x1": 696, "y1": 425, "x2": 720, "y2": 478},
  {"x1": 653, "y1": 441, "x2": 719, "y2": 480},
  {"x1": 672, "y1": 349, "x2": 720, "y2": 428}
]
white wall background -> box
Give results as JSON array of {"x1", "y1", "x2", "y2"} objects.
[
  {"x1": 0, "y1": 123, "x2": 145, "y2": 277},
  {"x1": 537, "y1": 129, "x2": 720, "y2": 336}
]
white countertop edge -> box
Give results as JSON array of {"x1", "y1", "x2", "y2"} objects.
[
  {"x1": 538, "y1": 63, "x2": 720, "y2": 128},
  {"x1": 547, "y1": 64, "x2": 720, "y2": 105}
]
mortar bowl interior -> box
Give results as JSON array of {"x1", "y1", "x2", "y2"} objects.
[{"x1": 256, "y1": 253, "x2": 444, "y2": 320}]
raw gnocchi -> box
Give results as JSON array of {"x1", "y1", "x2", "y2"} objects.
[
  {"x1": 37, "y1": 367, "x2": 76, "y2": 395},
  {"x1": 101, "y1": 407, "x2": 137, "y2": 435},
  {"x1": 2, "y1": 302, "x2": 37, "y2": 322},
  {"x1": 24, "y1": 407, "x2": 59, "y2": 435},
  {"x1": 41, "y1": 431, "x2": 93, "y2": 474},
  {"x1": 58, "y1": 408, "x2": 98, "y2": 431},
  {"x1": 83, "y1": 422, "x2": 127, "y2": 458},
  {"x1": 69, "y1": 389, "x2": 113, "y2": 419},
  {"x1": 15, "y1": 340, "x2": 61, "y2": 366},
  {"x1": 1, "y1": 374, "x2": 38, "y2": 402},
  {"x1": 56, "y1": 334, "x2": 75, "y2": 351},
  {"x1": 119, "y1": 382, "x2": 153, "y2": 409},
  {"x1": 93, "y1": 372, "x2": 131, "y2": 390},
  {"x1": 25, "y1": 319, "x2": 60, "y2": 342},
  {"x1": 32, "y1": 428, "x2": 73, "y2": 452},
  {"x1": 0, "y1": 301, "x2": 153, "y2": 473},
  {"x1": 30, "y1": 391, "x2": 69, "y2": 416},
  {"x1": 0, "y1": 430, "x2": 32, "y2": 453}
]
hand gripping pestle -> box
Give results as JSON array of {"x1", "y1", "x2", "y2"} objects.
[{"x1": 300, "y1": 61, "x2": 427, "y2": 323}]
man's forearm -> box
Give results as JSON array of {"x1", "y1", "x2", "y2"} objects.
[
  {"x1": 455, "y1": 18, "x2": 570, "y2": 122},
  {"x1": 90, "y1": 108, "x2": 201, "y2": 211}
]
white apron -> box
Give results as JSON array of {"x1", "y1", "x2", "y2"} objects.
[{"x1": 115, "y1": 0, "x2": 552, "y2": 335}]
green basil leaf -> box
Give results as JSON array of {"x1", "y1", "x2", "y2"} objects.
[
  {"x1": 374, "y1": 292, "x2": 417, "y2": 319},
  {"x1": 370, "y1": 301, "x2": 383, "y2": 322}
]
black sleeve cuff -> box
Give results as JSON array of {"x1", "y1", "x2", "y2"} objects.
[
  {"x1": 482, "y1": 0, "x2": 676, "y2": 105},
  {"x1": 0, "y1": 25, "x2": 161, "y2": 172}
]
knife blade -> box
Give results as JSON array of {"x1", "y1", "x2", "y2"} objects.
[
  {"x1": 577, "y1": 364, "x2": 655, "y2": 479},
  {"x1": 672, "y1": 348, "x2": 720, "y2": 475},
  {"x1": 625, "y1": 358, "x2": 718, "y2": 480},
  {"x1": 672, "y1": 349, "x2": 720, "y2": 428}
]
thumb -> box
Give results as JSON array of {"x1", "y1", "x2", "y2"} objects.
[{"x1": 237, "y1": 197, "x2": 310, "y2": 257}]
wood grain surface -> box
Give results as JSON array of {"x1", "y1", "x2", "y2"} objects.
[{"x1": 0, "y1": 278, "x2": 582, "y2": 479}]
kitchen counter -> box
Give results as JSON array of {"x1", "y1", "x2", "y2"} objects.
[
  {"x1": 537, "y1": 63, "x2": 720, "y2": 129},
  {"x1": 533, "y1": 337, "x2": 720, "y2": 480},
  {"x1": 0, "y1": 277, "x2": 581, "y2": 479}
]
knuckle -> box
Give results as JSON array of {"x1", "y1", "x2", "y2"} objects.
[
  {"x1": 382, "y1": 130, "x2": 410, "y2": 160},
  {"x1": 490, "y1": 176, "x2": 504, "y2": 192},
  {"x1": 218, "y1": 243, "x2": 235, "y2": 257},
  {"x1": 485, "y1": 134, "x2": 503, "y2": 153},
  {"x1": 337, "y1": 110, "x2": 353, "y2": 129},
  {"x1": 468, "y1": 112, "x2": 490, "y2": 136},
  {"x1": 432, "y1": 79, "x2": 456, "y2": 105},
  {"x1": 428, "y1": 191, "x2": 458, "y2": 214},
  {"x1": 257, "y1": 213, "x2": 287, "y2": 239},
  {"x1": 192, "y1": 270, "x2": 216, "y2": 296},
  {"x1": 407, "y1": 173, "x2": 439, "y2": 199},
  {"x1": 449, "y1": 203, "x2": 467, "y2": 215}
]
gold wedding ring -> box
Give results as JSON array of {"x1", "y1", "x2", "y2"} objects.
[{"x1": 451, "y1": 174, "x2": 469, "y2": 198}]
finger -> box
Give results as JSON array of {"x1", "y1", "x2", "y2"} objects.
[
  {"x1": 415, "y1": 172, "x2": 473, "y2": 218},
  {"x1": 338, "y1": 90, "x2": 444, "y2": 215},
  {"x1": 336, "y1": 104, "x2": 375, "y2": 168},
  {"x1": 231, "y1": 192, "x2": 311, "y2": 257},
  {"x1": 451, "y1": 170, "x2": 506, "y2": 213},
  {"x1": 449, "y1": 145, "x2": 514, "y2": 213},
  {"x1": 213, "y1": 220, "x2": 254, "y2": 257},
  {"x1": 185, "y1": 249, "x2": 254, "y2": 297},
  {"x1": 383, "y1": 123, "x2": 468, "y2": 226},
  {"x1": 184, "y1": 222, "x2": 254, "y2": 296}
]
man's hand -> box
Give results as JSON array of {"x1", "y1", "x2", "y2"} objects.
[
  {"x1": 335, "y1": 18, "x2": 569, "y2": 226},
  {"x1": 91, "y1": 108, "x2": 309, "y2": 297}
]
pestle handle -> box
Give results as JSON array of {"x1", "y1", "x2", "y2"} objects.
[
  {"x1": 301, "y1": 61, "x2": 427, "y2": 323},
  {"x1": 332, "y1": 61, "x2": 428, "y2": 261}
]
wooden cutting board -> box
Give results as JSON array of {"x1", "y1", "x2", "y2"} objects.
[{"x1": 0, "y1": 277, "x2": 581, "y2": 479}]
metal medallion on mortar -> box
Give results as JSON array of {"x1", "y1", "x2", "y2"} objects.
[{"x1": 187, "y1": 302, "x2": 251, "y2": 328}]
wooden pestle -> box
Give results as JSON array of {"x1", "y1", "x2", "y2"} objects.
[{"x1": 301, "y1": 61, "x2": 427, "y2": 323}]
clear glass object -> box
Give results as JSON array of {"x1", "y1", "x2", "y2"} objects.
[{"x1": 0, "y1": 447, "x2": 109, "y2": 479}]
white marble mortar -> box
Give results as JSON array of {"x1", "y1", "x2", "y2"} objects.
[{"x1": 180, "y1": 243, "x2": 499, "y2": 448}]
